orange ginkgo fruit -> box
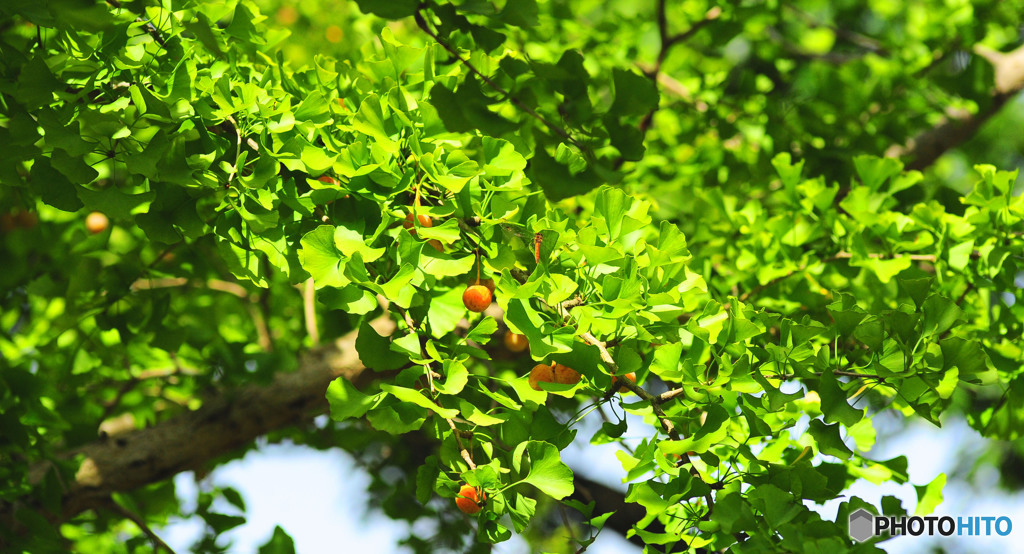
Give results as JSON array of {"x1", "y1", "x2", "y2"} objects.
[
  {"x1": 552, "y1": 363, "x2": 581, "y2": 385},
  {"x1": 528, "y1": 364, "x2": 555, "y2": 391},
  {"x1": 611, "y1": 372, "x2": 637, "y2": 393},
  {"x1": 503, "y1": 331, "x2": 528, "y2": 353},
  {"x1": 455, "y1": 484, "x2": 485, "y2": 515},
  {"x1": 462, "y1": 285, "x2": 492, "y2": 313},
  {"x1": 85, "y1": 212, "x2": 109, "y2": 234},
  {"x1": 403, "y1": 213, "x2": 433, "y2": 235}
]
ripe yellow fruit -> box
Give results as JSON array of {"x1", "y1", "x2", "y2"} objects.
[
  {"x1": 325, "y1": 24, "x2": 343, "y2": 43},
  {"x1": 455, "y1": 484, "x2": 485, "y2": 515},
  {"x1": 275, "y1": 5, "x2": 299, "y2": 25},
  {"x1": 1, "y1": 213, "x2": 17, "y2": 232},
  {"x1": 403, "y1": 213, "x2": 433, "y2": 235},
  {"x1": 462, "y1": 285, "x2": 492, "y2": 313},
  {"x1": 612, "y1": 372, "x2": 637, "y2": 393},
  {"x1": 14, "y1": 211, "x2": 37, "y2": 229},
  {"x1": 552, "y1": 363, "x2": 581, "y2": 385},
  {"x1": 528, "y1": 364, "x2": 555, "y2": 391},
  {"x1": 85, "y1": 211, "x2": 109, "y2": 234},
  {"x1": 503, "y1": 331, "x2": 528, "y2": 353}
]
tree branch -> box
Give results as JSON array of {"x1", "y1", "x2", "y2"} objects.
[
  {"x1": 131, "y1": 277, "x2": 252, "y2": 299},
  {"x1": 413, "y1": 9, "x2": 587, "y2": 154},
  {"x1": 781, "y1": 2, "x2": 888, "y2": 56},
  {"x1": 737, "y1": 250, "x2": 971, "y2": 303},
  {"x1": 4, "y1": 315, "x2": 398, "y2": 531},
  {"x1": 131, "y1": 277, "x2": 273, "y2": 350},
  {"x1": 1, "y1": 313, "x2": 665, "y2": 550},
  {"x1": 764, "y1": 370, "x2": 888, "y2": 382},
  {"x1": 303, "y1": 278, "x2": 319, "y2": 345},
  {"x1": 579, "y1": 332, "x2": 681, "y2": 442},
  {"x1": 398, "y1": 430, "x2": 655, "y2": 549},
  {"x1": 224, "y1": 115, "x2": 243, "y2": 188},
  {"x1": 887, "y1": 43, "x2": 1024, "y2": 170},
  {"x1": 446, "y1": 419, "x2": 476, "y2": 470},
  {"x1": 637, "y1": 5, "x2": 721, "y2": 138}
]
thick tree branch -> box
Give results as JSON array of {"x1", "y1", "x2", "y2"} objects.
[
  {"x1": 3, "y1": 314, "x2": 658, "y2": 550},
  {"x1": 887, "y1": 43, "x2": 1024, "y2": 170},
  {"x1": 7, "y1": 315, "x2": 397, "y2": 530}
]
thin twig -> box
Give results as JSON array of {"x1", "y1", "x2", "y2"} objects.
[
  {"x1": 303, "y1": 278, "x2": 319, "y2": 345},
  {"x1": 224, "y1": 115, "x2": 242, "y2": 188},
  {"x1": 938, "y1": 282, "x2": 975, "y2": 341},
  {"x1": 136, "y1": 366, "x2": 200, "y2": 380},
  {"x1": 394, "y1": 304, "x2": 418, "y2": 330},
  {"x1": 414, "y1": 10, "x2": 587, "y2": 153},
  {"x1": 131, "y1": 277, "x2": 251, "y2": 299},
  {"x1": 636, "y1": 5, "x2": 722, "y2": 138},
  {"x1": 105, "y1": 0, "x2": 167, "y2": 49},
  {"x1": 559, "y1": 504, "x2": 578, "y2": 545},
  {"x1": 131, "y1": 276, "x2": 272, "y2": 349},
  {"x1": 737, "y1": 250, "x2": 969, "y2": 303},
  {"x1": 763, "y1": 370, "x2": 888, "y2": 381},
  {"x1": 580, "y1": 332, "x2": 681, "y2": 441},
  {"x1": 456, "y1": 219, "x2": 484, "y2": 253},
  {"x1": 102, "y1": 498, "x2": 177, "y2": 553},
  {"x1": 560, "y1": 295, "x2": 585, "y2": 311},
  {"x1": 653, "y1": 388, "x2": 688, "y2": 405},
  {"x1": 146, "y1": 241, "x2": 182, "y2": 268},
  {"x1": 424, "y1": 363, "x2": 436, "y2": 394},
  {"x1": 663, "y1": 7, "x2": 723, "y2": 51},
  {"x1": 446, "y1": 419, "x2": 476, "y2": 470},
  {"x1": 101, "y1": 381, "x2": 137, "y2": 422},
  {"x1": 595, "y1": 405, "x2": 635, "y2": 456},
  {"x1": 581, "y1": 331, "x2": 715, "y2": 517},
  {"x1": 781, "y1": 2, "x2": 887, "y2": 55}
]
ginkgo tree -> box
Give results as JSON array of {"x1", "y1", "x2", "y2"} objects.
[{"x1": 1, "y1": 0, "x2": 1023, "y2": 552}]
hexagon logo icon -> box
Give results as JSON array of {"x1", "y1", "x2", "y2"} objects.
[{"x1": 849, "y1": 509, "x2": 875, "y2": 542}]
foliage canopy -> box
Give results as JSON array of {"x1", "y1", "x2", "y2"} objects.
[{"x1": 1, "y1": 0, "x2": 1024, "y2": 552}]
